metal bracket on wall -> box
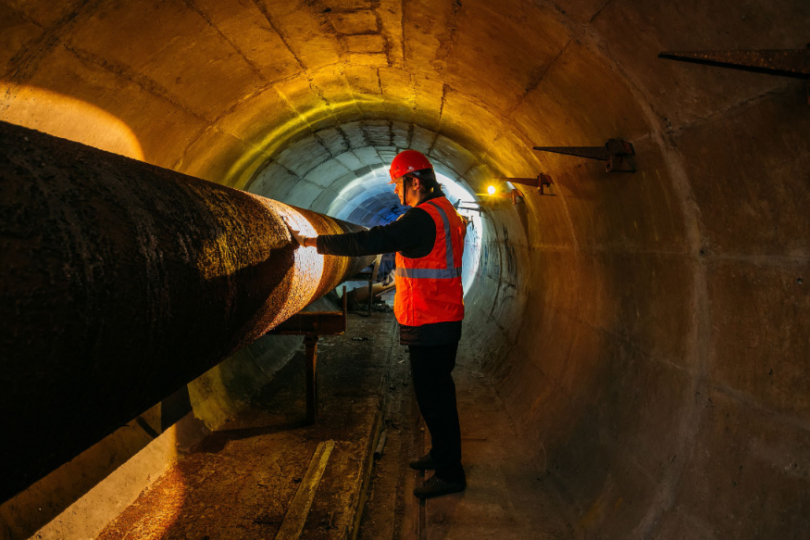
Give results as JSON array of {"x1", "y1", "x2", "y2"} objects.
[
  {"x1": 455, "y1": 196, "x2": 481, "y2": 211},
  {"x1": 496, "y1": 173, "x2": 555, "y2": 196},
  {"x1": 266, "y1": 286, "x2": 347, "y2": 425},
  {"x1": 533, "y1": 139, "x2": 636, "y2": 173},
  {"x1": 659, "y1": 45, "x2": 810, "y2": 105},
  {"x1": 457, "y1": 201, "x2": 482, "y2": 214}
]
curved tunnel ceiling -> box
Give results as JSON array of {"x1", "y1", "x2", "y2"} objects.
[
  {"x1": 1, "y1": 0, "x2": 809, "y2": 538},
  {"x1": 246, "y1": 121, "x2": 479, "y2": 227}
]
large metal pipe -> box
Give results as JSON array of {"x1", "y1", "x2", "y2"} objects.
[{"x1": 0, "y1": 121, "x2": 374, "y2": 503}]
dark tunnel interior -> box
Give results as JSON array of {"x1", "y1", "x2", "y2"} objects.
[{"x1": 1, "y1": 0, "x2": 809, "y2": 538}]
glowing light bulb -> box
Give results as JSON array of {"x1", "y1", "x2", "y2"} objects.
[{"x1": 487, "y1": 185, "x2": 496, "y2": 195}]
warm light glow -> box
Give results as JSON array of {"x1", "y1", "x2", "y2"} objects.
[
  {"x1": 487, "y1": 185, "x2": 497, "y2": 195},
  {"x1": 0, "y1": 84, "x2": 144, "y2": 160}
]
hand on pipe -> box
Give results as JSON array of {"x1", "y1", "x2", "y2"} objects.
[{"x1": 285, "y1": 220, "x2": 315, "y2": 248}]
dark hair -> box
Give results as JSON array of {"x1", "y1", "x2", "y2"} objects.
[{"x1": 405, "y1": 168, "x2": 442, "y2": 193}]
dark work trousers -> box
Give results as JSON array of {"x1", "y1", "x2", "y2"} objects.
[{"x1": 408, "y1": 343, "x2": 465, "y2": 483}]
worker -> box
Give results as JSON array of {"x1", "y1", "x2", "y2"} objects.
[{"x1": 287, "y1": 150, "x2": 467, "y2": 499}]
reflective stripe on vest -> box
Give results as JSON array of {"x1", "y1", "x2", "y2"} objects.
[
  {"x1": 394, "y1": 196, "x2": 465, "y2": 326},
  {"x1": 394, "y1": 200, "x2": 462, "y2": 279},
  {"x1": 396, "y1": 267, "x2": 462, "y2": 279}
]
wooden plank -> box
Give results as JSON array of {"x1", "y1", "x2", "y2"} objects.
[{"x1": 275, "y1": 440, "x2": 336, "y2": 540}]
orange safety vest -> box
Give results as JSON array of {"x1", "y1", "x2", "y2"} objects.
[{"x1": 394, "y1": 196, "x2": 466, "y2": 326}]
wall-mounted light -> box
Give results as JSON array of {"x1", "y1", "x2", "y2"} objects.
[{"x1": 484, "y1": 184, "x2": 525, "y2": 205}]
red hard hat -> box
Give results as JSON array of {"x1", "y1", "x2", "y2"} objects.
[{"x1": 389, "y1": 150, "x2": 433, "y2": 183}]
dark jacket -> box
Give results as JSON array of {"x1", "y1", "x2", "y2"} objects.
[{"x1": 317, "y1": 191, "x2": 463, "y2": 346}]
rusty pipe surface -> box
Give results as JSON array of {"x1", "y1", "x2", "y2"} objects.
[{"x1": 0, "y1": 120, "x2": 374, "y2": 503}]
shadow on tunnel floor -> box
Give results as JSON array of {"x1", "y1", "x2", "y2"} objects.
[{"x1": 95, "y1": 312, "x2": 397, "y2": 540}]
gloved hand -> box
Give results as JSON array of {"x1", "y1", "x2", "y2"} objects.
[{"x1": 285, "y1": 220, "x2": 310, "y2": 248}]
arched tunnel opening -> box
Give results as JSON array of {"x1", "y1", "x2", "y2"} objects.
[{"x1": 1, "y1": 1, "x2": 808, "y2": 539}]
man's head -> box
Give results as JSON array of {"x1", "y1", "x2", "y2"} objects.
[{"x1": 389, "y1": 150, "x2": 440, "y2": 207}]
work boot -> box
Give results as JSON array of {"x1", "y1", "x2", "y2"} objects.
[
  {"x1": 413, "y1": 474, "x2": 466, "y2": 499},
  {"x1": 408, "y1": 452, "x2": 436, "y2": 471}
]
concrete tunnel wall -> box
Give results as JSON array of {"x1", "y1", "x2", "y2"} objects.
[{"x1": 1, "y1": 0, "x2": 808, "y2": 538}]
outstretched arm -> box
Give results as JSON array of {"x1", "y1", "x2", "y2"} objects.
[
  {"x1": 287, "y1": 226, "x2": 316, "y2": 248},
  {"x1": 287, "y1": 208, "x2": 435, "y2": 257}
]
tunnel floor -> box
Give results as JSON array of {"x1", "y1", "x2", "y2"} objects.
[{"x1": 93, "y1": 311, "x2": 572, "y2": 540}]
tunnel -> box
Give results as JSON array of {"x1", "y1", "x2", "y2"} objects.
[{"x1": 1, "y1": 0, "x2": 808, "y2": 539}]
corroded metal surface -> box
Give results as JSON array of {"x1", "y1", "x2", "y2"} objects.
[{"x1": 0, "y1": 120, "x2": 373, "y2": 503}]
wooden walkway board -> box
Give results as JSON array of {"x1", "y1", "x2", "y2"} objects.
[{"x1": 275, "y1": 440, "x2": 336, "y2": 540}]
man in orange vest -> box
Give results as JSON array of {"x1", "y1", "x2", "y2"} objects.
[{"x1": 289, "y1": 150, "x2": 467, "y2": 499}]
